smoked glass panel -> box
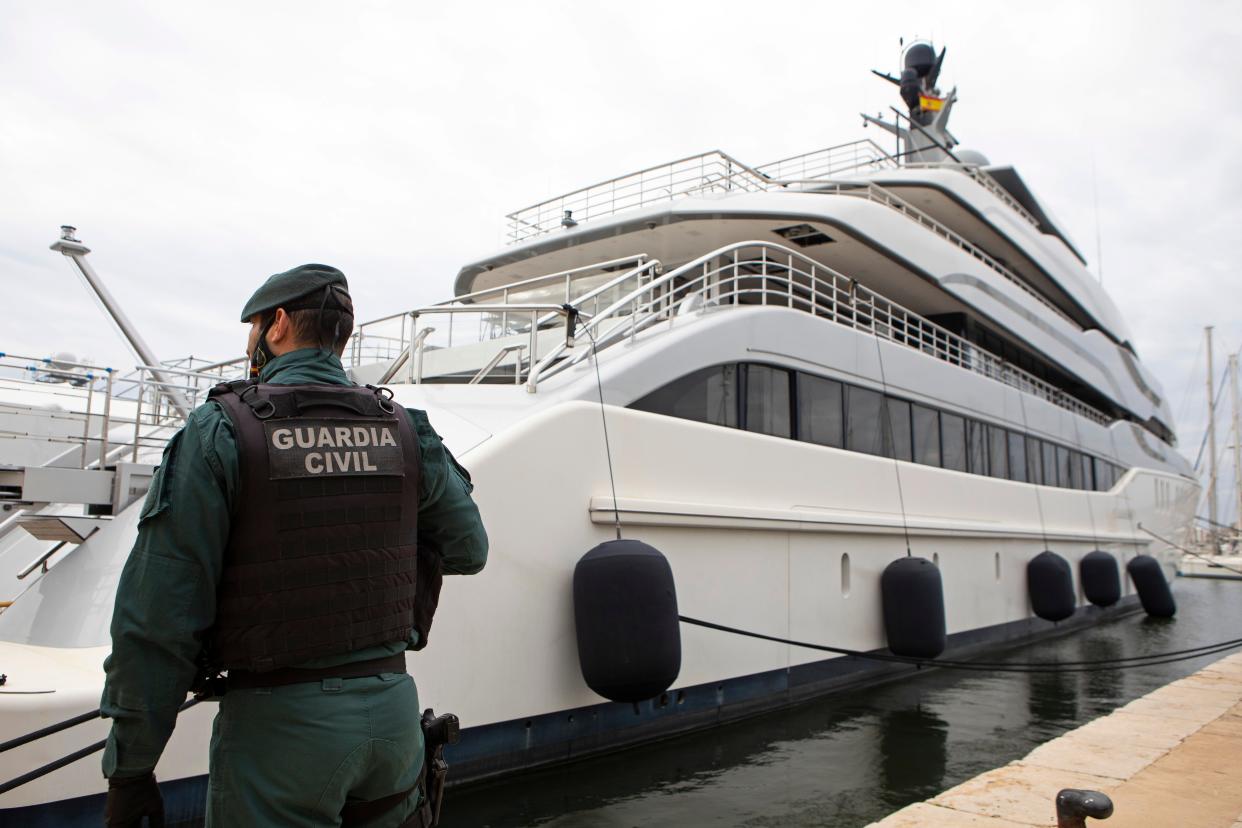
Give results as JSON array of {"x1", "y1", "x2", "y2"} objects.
[
  {"x1": 1008, "y1": 431, "x2": 1028, "y2": 482},
  {"x1": 885, "y1": 397, "x2": 913, "y2": 462},
  {"x1": 846, "y1": 386, "x2": 885, "y2": 456},
  {"x1": 745, "y1": 365, "x2": 791, "y2": 438},
  {"x1": 631, "y1": 364, "x2": 738, "y2": 427},
  {"x1": 1026, "y1": 435, "x2": 1043, "y2": 485},
  {"x1": 987, "y1": 425, "x2": 1008, "y2": 479},
  {"x1": 1057, "y1": 446, "x2": 1073, "y2": 489},
  {"x1": 941, "y1": 413, "x2": 967, "y2": 472},
  {"x1": 797, "y1": 373, "x2": 844, "y2": 448},
  {"x1": 966, "y1": 420, "x2": 988, "y2": 475},
  {"x1": 1042, "y1": 441, "x2": 1059, "y2": 487},
  {"x1": 912, "y1": 404, "x2": 941, "y2": 467}
]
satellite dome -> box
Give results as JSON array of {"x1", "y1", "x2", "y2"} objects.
[
  {"x1": 903, "y1": 42, "x2": 936, "y2": 77},
  {"x1": 955, "y1": 149, "x2": 990, "y2": 166}
]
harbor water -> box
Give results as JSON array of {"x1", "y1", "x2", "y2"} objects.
[{"x1": 444, "y1": 577, "x2": 1241, "y2": 827}]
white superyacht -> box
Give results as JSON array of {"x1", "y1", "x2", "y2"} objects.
[{"x1": 0, "y1": 43, "x2": 1197, "y2": 824}]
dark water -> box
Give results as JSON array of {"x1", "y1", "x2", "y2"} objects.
[{"x1": 444, "y1": 578, "x2": 1241, "y2": 828}]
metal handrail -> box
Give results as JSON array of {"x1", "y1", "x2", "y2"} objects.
[
  {"x1": 504, "y1": 150, "x2": 770, "y2": 243},
  {"x1": 755, "y1": 139, "x2": 898, "y2": 181},
  {"x1": 900, "y1": 162, "x2": 1042, "y2": 229},
  {"x1": 525, "y1": 240, "x2": 1110, "y2": 426},
  {"x1": 781, "y1": 180, "x2": 1079, "y2": 328}
]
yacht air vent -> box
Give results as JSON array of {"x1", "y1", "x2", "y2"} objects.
[{"x1": 772, "y1": 223, "x2": 834, "y2": 247}]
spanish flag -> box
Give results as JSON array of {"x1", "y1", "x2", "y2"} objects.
[{"x1": 919, "y1": 94, "x2": 944, "y2": 112}]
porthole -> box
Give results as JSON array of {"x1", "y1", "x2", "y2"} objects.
[{"x1": 841, "y1": 553, "x2": 852, "y2": 597}]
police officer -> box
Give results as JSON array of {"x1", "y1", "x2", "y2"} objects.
[{"x1": 100, "y1": 265, "x2": 488, "y2": 827}]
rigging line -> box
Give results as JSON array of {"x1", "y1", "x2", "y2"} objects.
[
  {"x1": 1141, "y1": 522, "x2": 1242, "y2": 576},
  {"x1": 1172, "y1": 336, "x2": 1204, "y2": 433},
  {"x1": 1103, "y1": 420, "x2": 1143, "y2": 562},
  {"x1": 0, "y1": 698, "x2": 199, "y2": 795},
  {"x1": 1067, "y1": 409, "x2": 1103, "y2": 552},
  {"x1": 579, "y1": 316, "x2": 623, "y2": 541},
  {"x1": 1015, "y1": 388, "x2": 1052, "y2": 550},
  {"x1": 864, "y1": 291, "x2": 913, "y2": 557},
  {"x1": 678, "y1": 616, "x2": 1242, "y2": 674}
]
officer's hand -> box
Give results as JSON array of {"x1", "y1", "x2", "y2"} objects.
[{"x1": 105, "y1": 771, "x2": 164, "y2": 828}]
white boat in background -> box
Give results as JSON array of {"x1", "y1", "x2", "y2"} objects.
[{"x1": 0, "y1": 43, "x2": 1198, "y2": 825}]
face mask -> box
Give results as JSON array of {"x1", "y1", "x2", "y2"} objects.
[{"x1": 249, "y1": 317, "x2": 277, "y2": 378}]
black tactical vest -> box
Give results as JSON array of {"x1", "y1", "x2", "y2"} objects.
[{"x1": 208, "y1": 380, "x2": 421, "y2": 672}]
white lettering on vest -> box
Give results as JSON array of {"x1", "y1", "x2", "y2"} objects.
[
  {"x1": 295, "y1": 428, "x2": 315, "y2": 449},
  {"x1": 305, "y1": 453, "x2": 324, "y2": 474},
  {"x1": 335, "y1": 427, "x2": 354, "y2": 447},
  {"x1": 271, "y1": 428, "x2": 294, "y2": 450},
  {"x1": 361, "y1": 452, "x2": 377, "y2": 471},
  {"x1": 379, "y1": 428, "x2": 397, "y2": 447}
]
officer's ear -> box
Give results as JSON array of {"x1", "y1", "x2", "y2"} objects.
[{"x1": 267, "y1": 308, "x2": 295, "y2": 350}]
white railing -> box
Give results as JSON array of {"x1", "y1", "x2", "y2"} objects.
[
  {"x1": 780, "y1": 180, "x2": 1079, "y2": 328},
  {"x1": 754, "y1": 139, "x2": 897, "y2": 181},
  {"x1": 0, "y1": 352, "x2": 247, "y2": 468},
  {"x1": 366, "y1": 257, "x2": 664, "y2": 385},
  {"x1": 525, "y1": 241, "x2": 1110, "y2": 425},
  {"x1": 504, "y1": 151, "x2": 769, "y2": 244}
]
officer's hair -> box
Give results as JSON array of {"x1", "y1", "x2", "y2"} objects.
[{"x1": 264, "y1": 304, "x2": 355, "y2": 354}]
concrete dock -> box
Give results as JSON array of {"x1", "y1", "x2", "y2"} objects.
[{"x1": 869, "y1": 652, "x2": 1242, "y2": 827}]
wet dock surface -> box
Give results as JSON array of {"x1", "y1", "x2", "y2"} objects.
[{"x1": 444, "y1": 578, "x2": 1242, "y2": 827}]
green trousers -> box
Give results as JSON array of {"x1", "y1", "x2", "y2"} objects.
[{"x1": 206, "y1": 671, "x2": 424, "y2": 827}]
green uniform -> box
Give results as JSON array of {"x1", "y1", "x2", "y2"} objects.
[{"x1": 100, "y1": 348, "x2": 488, "y2": 826}]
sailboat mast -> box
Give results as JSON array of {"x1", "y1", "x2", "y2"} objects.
[{"x1": 1206, "y1": 326, "x2": 1218, "y2": 542}]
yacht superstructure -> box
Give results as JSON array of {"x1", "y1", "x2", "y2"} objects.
[{"x1": 0, "y1": 44, "x2": 1197, "y2": 825}]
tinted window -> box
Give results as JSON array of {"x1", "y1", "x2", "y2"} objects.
[
  {"x1": 885, "y1": 397, "x2": 913, "y2": 462},
  {"x1": 745, "y1": 365, "x2": 791, "y2": 438},
  {"x1": 1008, "y1": 431, "x2": 1027, "y2": 482},
  {"x1": 987, "y1": 425, "x2": 1008, "y2": 479},
  {"x1": 797, "y1": 373, "x2": 843, "y2": 448},
  {"x1": 912, "y1": 404, "x2": 941, "y2": 467},
  {"x1": 966, "y1": 420, "x2": 988, "y2": 475},
  {"x1": 1025, "y1": 435, "x2": 1042, "y2": 485},
  {"x1": 632, "y1": 364, "x2": 738, "y2": 427},
  {"x1": 941, "y1": 413, "x2": 967, "y2": 471},
  {"x1": 1042, "y1": 441, "x2": 1058, "y2": 487},
  {"x1": 846, "y1": 387, "x2": 885, "y2": 456},
  {"x1": 1080, "y1": 454, "x2": 1094, "y2": 491},
  {"x1": 1057, "y1": 446, "x2": 1073, "y2": 489}
]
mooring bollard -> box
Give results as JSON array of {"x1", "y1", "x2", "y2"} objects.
[{"x1": 1056, "y1": 788, "x2": 1114, "y2": 827}]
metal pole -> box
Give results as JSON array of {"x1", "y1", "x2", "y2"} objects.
[
  {"x1": 100, "y1": 370, "x2": 113, "y2": 469},
  {"x1": 50, "y1": 227, "x2": 192, "y2": 419},
  {"x1": 81, "y1": 378, "x2": 94, "y2": 469},
  {"x1": 1231, "y1": 352, "x2": 1242, "y2": 535},
  {"x1": 1206, "y1": 326, "x2": 1219, "y2": 546}
]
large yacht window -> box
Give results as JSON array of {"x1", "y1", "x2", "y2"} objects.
[
  {"x1": 966, "y1": 420, "x2": 988, "y2": 475},
  {"x1": 798, "y1": 374, "x2": 844, "y2": 448},
  {"x1": 1007, "y1": 431, "x2": 1027, "y2": 483},
  {"x1": 885, "y1": 398, "x2": 913, "y2": 462},
  {"x1": 628, "y1": 362, "x2": 1128, "y2": 493},
  {"x1": 745, "y1": 365, "x2": 791, "y2": 438},
  {"x1": 941, "y1": 413, "x2": 967, "y2": 472},
  {"x1": 1025, "y1": 436, "x2": 1043, "y2": 485},
  {"x1": 846, "y1": 386, "x2": 886, "y2": 456},
  {"x1": 632, "y1": 364, "x2": 738, "y2": 427},
  {"x1": 1042, "y1": 442, "x2": 1059, "y2": 487},
  {"x1": 987, "y1": 425, "x2": 1008, "y2": 479},
  {"x1": 1057, "y1": 446, "x2": 1074, "y2": 489},
  {"x1": 911, "y1": 404, "x2": 940, "y2": 467}
]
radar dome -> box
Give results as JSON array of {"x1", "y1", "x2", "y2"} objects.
[
  {"x1": 955, "y1": 149, "x2": 990, "y2": 166},
  {"x1": 903, "y1": 43, "x2": 936, "y2": 77}
]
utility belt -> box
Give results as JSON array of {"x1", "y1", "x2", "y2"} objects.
[{"x1": 225, "y1": 652, "x2": 408, "y2": 691}]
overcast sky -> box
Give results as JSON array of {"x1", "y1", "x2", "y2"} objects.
[{"x1": 3, "y1": 2, "x2": 1241, "y2": 519}]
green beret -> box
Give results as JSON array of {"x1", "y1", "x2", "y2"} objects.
[{"x1": 239, "y1": 264, "x2": 351, "y2": 322}]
